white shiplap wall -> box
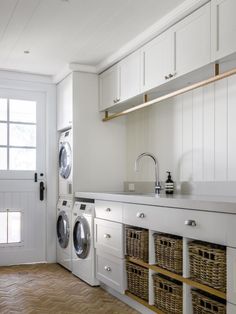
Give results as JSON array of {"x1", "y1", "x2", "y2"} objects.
[{"x1": 126, "y1": 75, "x2": 236, "y2": 185}]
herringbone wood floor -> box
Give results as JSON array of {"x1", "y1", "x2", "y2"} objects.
[{"x1": 0, "y1": 263, "x2": 138, "y2": 314}]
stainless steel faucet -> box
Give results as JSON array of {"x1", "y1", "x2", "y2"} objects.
[{"x1": 135, "y1": 152, "x2": 162, "y2": 194}]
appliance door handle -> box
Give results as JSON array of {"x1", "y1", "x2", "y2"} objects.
[{"x1": 40, "y1": 181, "x2": 45, "y2": 201}]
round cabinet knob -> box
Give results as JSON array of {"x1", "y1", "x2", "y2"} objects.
[
  {"x1": 136, "y1": 212, "x2": 145, "y2": 218},
  {"x1": 185, "y1": 219, "x2": 197, "y2": 227},
  {"x1": 116, "y1": 98, "x2": 120, "y2": 102},
  {"x1": 104, "y1": 233, "x2": 111, "y2": 239},
  {"x1": 165, "y1": 75, "x2": 169, "y2": 80},
  {"x1": 104, "y1": 266, "x2": 111, "y2": 272},
  {"x1": 113, "y1": 99, "x2": 117, "y2": 104},
  {"x1": 106, "y1": 208, "x2": 111, "y2": 212}
]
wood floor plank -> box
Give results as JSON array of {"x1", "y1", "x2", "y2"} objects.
[{"x1": 0, "y1": 263, "x2": 138, "y2": 314}]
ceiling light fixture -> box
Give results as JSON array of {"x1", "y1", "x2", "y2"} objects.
[{"x1": 24, "y1": 50, "x2": 30, "y2": 54}]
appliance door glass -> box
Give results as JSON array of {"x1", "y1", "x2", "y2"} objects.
[
  {"x1": 73, "y1": 217, "x2": 90, "y2": 259},
  {"x1": 57, "y1": 211, "x2": 70, "y2": 249},
  {"x1": 59, "y1": 142, "x2": 72, "y2": 179}
]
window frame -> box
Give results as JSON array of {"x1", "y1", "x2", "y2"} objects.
[
  {"x1": 0, "y1": 209, "x2": 24, "y2": 248},
  {"x1": 0, "y1": 98, "x2": 37, "y2": 171}
]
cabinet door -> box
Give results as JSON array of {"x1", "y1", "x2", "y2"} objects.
[
  {"x1": 57, "y1": 74, "x2": 73, "y2": 131},
  {"x1": 211, "y1": 0, "x2": 236, "y2": 61},
  {"x1": 141, "y1": 29, "x2": 174, "y2": 92},
  {"x1": 174, "y1": 2, "x2": 211, "y2": 77},
  {"x1": 227, "y1": 247, "x2": 236, "y2": 305},
  {"x1": 120, "y1": 50, "x2": 141, "y2": 102},
  {"x1": 99, "y1": 65, "x2": 120, "y2": 111}
]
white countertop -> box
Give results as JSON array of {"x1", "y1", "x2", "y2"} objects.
[{"x1": 75, "y1": 191, "x2": 236, "y2": 214}]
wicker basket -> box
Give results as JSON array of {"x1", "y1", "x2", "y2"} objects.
[
  {"x1": 153, "y1": 274, "x2": 182, "y2": 314},
  {"x1": 126, "y1": 227, "x2": 149, "y2": 262},
  {"x1": 189, "y1": 241, "x2": 226, "y2": 292},
  {"x1": 192, "y1": 290, "x2": 226, "y2": 314},
  {"x1": 153, "y1": 233, "x2": 183, "y2": 274},
  {"x1": 126, "y1": 262, "x2": 149, "y2": 301}
]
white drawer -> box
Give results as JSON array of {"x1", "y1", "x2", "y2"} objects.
[
  {"x1": 182, "y1": 209, "x2": 235, "y2": 246},
  {"x1": 94, "y1": 218, "x2": 124, "y2": 258},
  {"x1": 96, "y1": 251, "x2": 125, "y2": 293},
  {"x1": 95, "y1": 200, "x2": 123, "y2": 222},
  {"x1": 123, "y1": 203, "x2": 184, "y2": 236}
]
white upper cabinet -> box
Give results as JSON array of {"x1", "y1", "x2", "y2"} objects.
[
  {"x1": 211, "y1": 0, "x2": 236, "y2": 61},
  {"x1": 173, "y1": 2, "x2": 211, "y2": 77},
  {"x1": 120, "y1": 50, "x2": 141, "y2": 102},
  {"x1": 141, "y1": 29, "x2": 174, "y2": 92},
  {"x1": 99, "y1": 64, "x2": 120, "y2": 111},
  {"x1": 57, "y1": 74, "x2": 73, "y2": 131}
]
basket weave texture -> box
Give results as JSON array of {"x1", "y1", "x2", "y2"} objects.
[
  {"x1": 189, "y1": 241, "x2": 226, "y2": 292},
  {"x1": 153, "y1": 274, "x2": 182, "y2": 314},
  {"x1": 192, "y1": 290, "x2": 226, "y2": 314},
  {"x1": 153, "y1": 233, "x2": 183, "y2": 274},
  {"x1": 126, "y1": 262, "x2": 149, "y2": 301},
  {"x1": 126, "y1": 227, "x2": 148, "y2": 262}
]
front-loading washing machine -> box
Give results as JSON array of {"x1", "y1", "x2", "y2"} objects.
[
  {"x1": 59, "y1": 129, "x2": 73, "y2": 197},
  {"x1": 72, "y1": 199, "x2": 99, "y2": 286},
  {"x1": 56, "y1": 198, "x2": 73, "y2": 271}
]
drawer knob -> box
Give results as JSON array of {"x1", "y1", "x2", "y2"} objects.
[
  {"x1": 104, "y1": 233, "x2": 111, "y2": 239},
  {"x1": 185, "y1": 219, "x2": 197, "y2": 227},
  {"x1": 106, "y1": 208, "x2": 111, "y2": 212},
  {"x1": 136, "y1": 212, "x2": 145, "y2": 218},
  {"x1": 104, "y1": 266, "x2": 111, "y2": 272}
]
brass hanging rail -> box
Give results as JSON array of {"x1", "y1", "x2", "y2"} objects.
[{"x1": 103, "y1": 65, "x2": 236, "y2": 122}]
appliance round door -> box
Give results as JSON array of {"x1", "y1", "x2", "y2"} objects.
[
  {"x1": 59, "y1": 142, "x2": 72, "y2": 179},
  {"x1": 73, "y1": 216, "x2": 90, "y2": 259},
  {"x1": 57, "y1": 211, "x2": 70, "y2": 249}
]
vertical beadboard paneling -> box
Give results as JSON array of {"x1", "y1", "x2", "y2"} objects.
[
  {"x1": 181, "y1": 92, "x2": 193, "y2": 181},
  {"x1": 192, "y1": 88, "x2": 203, "y2": 181},
  {"x1": 215, "y1": 79, "x2": 228, "y2": 181},
  {"x1": 228, "y1": 75, "x2": 236, "y2": 180},
  {"x1": 126, "y1": 74, "x2": 236, "y2": 184},
  {"x1": 173, "y1": 95, "x2": 183, "y2": 182},
  {"x1": 203, "y1": 84, "x2": 215, "y2": 181}
]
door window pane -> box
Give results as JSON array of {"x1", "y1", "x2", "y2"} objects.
[
  {"x1": 10, "y1": 124, "x2": 36, "y2": 147},
  {"x1": 10, "y1": 148, "x2": 36, "y2": 170},
  {"x1": 0, "y1": 123, "x2": 7, "y2": 145},
  {"x1": 9, "y1": 99, "x2": 36, "y2": 123},
  {"x1": 8, "y1": 212, "x2": 21, "y2": 243},
  {"x1": 0, "y1": 99, "x2": 7, "y2": 121},
  {"x1": 0, "y1": 148, "x2": 7, "y2": 170},
  {"x1": 0, "y1": 212, "x2": 7, "y2": 243}
]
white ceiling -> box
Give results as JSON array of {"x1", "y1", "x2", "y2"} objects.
[{"x1": 0, "y1": 0, "x2": 185, "y2": 76}]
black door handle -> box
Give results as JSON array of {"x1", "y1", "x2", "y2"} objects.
[{"x1": 40, "y1": 181, "x2": 45, "y2": 201}]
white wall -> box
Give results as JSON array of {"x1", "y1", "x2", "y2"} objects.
[
  {"x1": 0, "y1": 70, "x2": 57, "y2": 263},
  {"x1": 126, "y1": 74, "x2": 236, "y2": 194}
]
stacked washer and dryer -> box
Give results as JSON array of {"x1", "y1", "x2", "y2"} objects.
[
  {"x1": 57, "y1": 129, "x2": 73, "y2": 271},
  {"x1": 56, "y1": 129, "x2": 99, "y2": 286}
]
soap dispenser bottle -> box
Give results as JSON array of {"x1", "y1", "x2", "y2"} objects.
[{"x1": 165, "y1": 171, "x2": 174, "y2": 194}]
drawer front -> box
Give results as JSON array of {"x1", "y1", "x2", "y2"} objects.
[
  {"x1": 123, "y1": 203, "x2": 184, "y2": 235},
  {"x1": 182, "y1": 209, "x2": 232, "y2": 246},
  {"x1": 94, "y1": 218, "x2": 124, "y2": 258},
  {"x1": 96, "y1": 252, "x2": 125, "y2": 293},
  {"x1": 95, "y1": 200, "x2": 123, "y2": 222}
]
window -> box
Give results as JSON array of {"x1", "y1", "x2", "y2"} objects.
[
  {"x1": 0, "y1": 210, "x2": 21, "y2": 244},
  {"x1": 0, "y1": 98, "x2": 36, "y2": 171}
]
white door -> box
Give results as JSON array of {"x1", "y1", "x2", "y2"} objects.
[
  {"x1": 0, "y1": 88, "x2": 46, "y2": 266},
  {"x1": 141, "y1": 29, "x2": 174, "y2": 92}
]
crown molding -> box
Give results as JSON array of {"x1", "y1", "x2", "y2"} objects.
[
  {"x1": 96, "y1": 0, "x2": 209, "y2": 74},
  {"x1": 0, "y1": 69, "x2": 53, "y2": 84}
]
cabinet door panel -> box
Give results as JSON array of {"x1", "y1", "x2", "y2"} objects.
[
  {"x1": 99, "y1": 65, "x2": 119, "y2": 111},
  {"x1": 211, "y1": 0, "x2": 236, "y2": 60},
  {"x1": 227, "y1": 248, "x2": 236, "y2": 305},
  {"x1": 174, "y1": 3, "x2": 211, "y2": 77},
  {"x1": 120, "y1": 50, "x2": 141, "y2": 102},
  {"x1": 141, "y1": 29, "x2": 174, "y2": 92},
  {"x1": 57, "y1": 74, "x2": 73, "y2": 131}
]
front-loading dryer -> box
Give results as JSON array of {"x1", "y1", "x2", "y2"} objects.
[
  {"x1": 59, "y1": 129, "x2": 73, "y2": 197},
  {"x1": 72, "y1": 199, "x2": 99, "y2": 286},
  {"x1": 56, "y1": 198, "x2": 73, "y2": 271}
]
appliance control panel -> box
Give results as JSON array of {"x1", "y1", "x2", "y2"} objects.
[{"x1": 74, "y1": 201, "x2": 94, "y2": 215}]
